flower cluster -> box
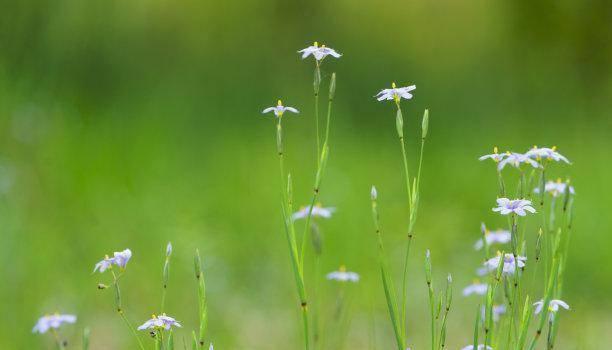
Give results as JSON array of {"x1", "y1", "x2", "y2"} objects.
[
  {"x1": 93, "y1": 248, "x2": 132, "y2": 273},
  {"x1": 479, "y1": 145, "x2": 570, "y2": 171},
  {"x1": 137, "y1": 314, "x2": 182, "y2": 331},
  {"x1": 534, "y1": 179, "x2": 575, "y2": 197}
]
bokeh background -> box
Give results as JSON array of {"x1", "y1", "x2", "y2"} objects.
[{"x1": 1, "y1": 0, "x2": 611, "y2": 348}]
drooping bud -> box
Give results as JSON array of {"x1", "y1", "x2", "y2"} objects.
[{"x1": 425, "y1": 249, "x2": 432, "y2": 284}]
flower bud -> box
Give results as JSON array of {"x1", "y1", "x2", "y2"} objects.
[
  {"x1": 371, "y1": 186, "x2": 378, "y2": 201},
  {"x1": 421, "y1": 109, "x2": 429, "y2": 139},
  {"x1": 328, "y1": 72, "x2": 336, "y2": 100}
]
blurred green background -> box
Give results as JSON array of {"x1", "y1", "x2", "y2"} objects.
[{"x1": 1, "y1": 0, "x2": 611, "y2": 348}]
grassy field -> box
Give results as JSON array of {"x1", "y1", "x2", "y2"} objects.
[{"x1": 2, "y1": 0, "x2": 612, "y2": 349}]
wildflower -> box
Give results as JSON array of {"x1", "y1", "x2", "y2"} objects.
[
  {"x1": 497, "y1": 152, "x2": 540, "y2": 171},
  {"x1": 474, "y1": 223, "x2": 511, "y2": 250},
  {"x1": 93, "y1": 249, "x2": 132, "y2": 273},
  {"x1": 484, "y1": 252, "x2": 527, "y2": 275},
  {"x1": 481, "y1": 304, "x2": 507, "y2": 322},
  {"x1": 462, "y1": 280, "x2": 488, "y2": 296},
  {"x1": 32, "y1": 314, "x2": 77, "y2": 334},
  {"x1": 525, "y1": 146, "x2": 570, "y2": 164},
  {"x1": 461, "y1": 345, "x2": 493, "y2": 350},
  {"x1": 292, "y1": 204, "x2": 335, "y2": 220},
  {"x1": 298, "y1": 42, "x2": 341, "y2": 61},
  {"x1": 375, "y1": 82, "x2": 416, "y2": 102},
  {"x1": 478, "y1": 147, "x2": 506, "y2": 163},
  {"x1": 492, "y1": 198, "x2": 536, "y2": 216},
  {"x1": 534, "y1": 299, "x2": 570, "y2": 316},
  {"x1": 137, "y1": 314, "x2": 182, "y2": 331},
  {"x1": 93, "y1": 256, "x2": 114, "y2": 273},
  {"x1": 326, "y1": 266, "x2": 359, "y2": 282},
  {"x1": 262, "y1": 100, "x2": 299, "y2": 118},
  {"x1": 534, "y1": 180, "x2": 575, "y2": 197}
]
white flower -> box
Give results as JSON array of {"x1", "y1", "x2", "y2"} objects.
[
  {"x1": 93, "y1": 248, "x2": 132, "y2": 273},
  {"x1": 33, "y1": 314, "x2": 77, "y2": 334},
  {"x1": 484, "y1": 253, "x2": 527, "y2": 275},
  {"x1": 209, "y1": 344, "x2": 214, "y2": 350},
  {"x1": 534, "y1": 299, "x2": 570, "y2": 315},
  {"x1": 137, "y1": 314, "x2": 182, "y2": 331},
  {"x1": 525, "y1": 146, "x2": 570, "y2": 164},
  {"x1": 375, "y1": 82, "x2": 416, "y2": 102},
  {"x1": 534, "y1": 180, "x2": 575, "y2": 198},
  {"x1": 492, "y1": 198, "x2": 536, "y2": 216},
  {"x1": 481, "y1": 304, "x2": 506, "y2": 322},
  {"x1": 461, "y1": 345, "x2": 493, "y2": 350},
  {"x1": 462, "y1": 281, "x2": 488, "y2": 296},
  {"x1": 262, "y1": 100, "x2": 299, "y2": 118},
  {"x1": 326, "y1": 266, "x2": 359, "y2": 282},
  {"x1": 298, "y1": 42, "x2": 341, "y2": 61},
  {"x1": 478, "y1": 147, "x2": 506, "y2": 163},
  {"x1": 292, "y1": 204, "x2": 335, "y2": 220},
  {"x1": 474, "y1": 223, "x2": 511, "y2": 250},
  {"x1": 497, "y1": 152, "x2": 540, "y2": 171}
]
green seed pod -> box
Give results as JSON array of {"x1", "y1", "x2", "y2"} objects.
[
  {"x1": 329, "y1": 72, "x2": 336, "y2": 101},
  {"x1": 421, "y1": 109, "x2": 429, "y2": 139},
  {"x1": 396, "y1": 109, "x2": 404, "y2": 138}
]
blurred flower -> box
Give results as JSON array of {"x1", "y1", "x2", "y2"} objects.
[
  {"x1": 534, "y1": 180, "x2": 575, "y2": 197},
  {"x1": 475, "y1": 223, "x2": 511, "y2": 250},
  {"x1": 371, "y1": 186, "x2": 378, "y2": 200},
  {"x1": 93, "y1": 249, "x2": 132, "y2": 273},
  {"x1": 292, "y1": 204, "x2": 335, "y2": 220},
  {"x1": 375, "y1": 82, "x2": 416, "y2": 102},
  {"x1": 461, "y1": 345, "x2": 493, "y2": 350},
  {"x1": 462, "y1": 281, "x2": 488, "y2": 296},
  {"x1": 526, "y1": 146, "x2": 570, "y2": 164},
  {"x1": 484, "y1": 252, "x2": 526, "y2": 275},
  {"x1": 497, "y1": 152, "x2": 540, "y2": 171},
  {"x1": 478, "y1": 147, "x2": 506, "y2": 163},
  {"x1": 262, "y1": 100, "x2": 299, "y2": 118},
  {"x1": 93, "y1": 256, "x2": 114, "y2": 273},
  {"x1": 481, "y1": 304, "x2": 507, "y2": 322},
  {"x1": 326, "y1": 266, "x2": 359, "y2": 282},
  {"x1": 210, "y1": 344, "x2": 214, "y2": 350},
  {"x1": 166, "y1": 242, "x2": 173, "y2": 257},
  {"x1": 534, "y1": 299, "x2": 570, "y2": 316},
  {"x1": 32, "y1": 314, "x2": 76, "y2": 334},
  {"x1": 492, "y1": 198, "x2": 536, "y2": 216},
  {"x1": 137, "y1": 314, "x2": 182, "y2": 331},
  {"x1": 298, "y1": 42, "x2": 341, "y2": 61}
]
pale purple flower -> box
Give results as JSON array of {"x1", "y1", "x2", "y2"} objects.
[
  {"x1": 326, "y1": 266, "x2": 359, "y2": 282},
  {"x1": 209, "y1": 344, "x2": 214, "y2": 350},
  {"x1": 525, "y1": 146, "x2": 570, "y2": 164},
  {"x1": 93, "y1": 256, "x2": 114, "y2": 273},
  {"x1": 93, "y1": 248, "x2": 132, "y2": 273},
  {"x1": 461, "y1": 345, "x2": 493, "y2": 350},
  {"x1": 462, "y1": 281, "x2": 488, "y2": 296},
  {"x1": 32, "y1": 314, "x2": 77, "y2": 334},
  {"x1": 482, "y1": 304, "x2": 507, "y2": 322},
  {"x1": 475, "y1": 223, "x2": 511, "y2": 250},
  {"x1": 534, "y1": 299, "x2": 570, "y2": 316},
  {"x1": 292, "y1": 204, "x2": 335, "y2": 220},
  {"x1": 497, "y1": 152, "x2": 540, "y2": 171},
  {"x1": 534, "y1": 180, "x2": 575, "y2": 198},
  {"x1": 138, "y1": 314, "x2": 182, "y2": 331},
  {"x1": 478, "y1": 147, "x2": 506, "y2": 163},
  {"x1": 298, "y1": 42, "x2": 341, "y2": 61},
  {"x1": 484, "y1": 253, "x2": 526, "y2": 275},
  {"x1": 492, "y1": 198, "x2": 536, "y2": 216},
  {"x1": 375, "y1": 83, "x2": 416, "y2": 102},
  {"x1": 262, "y1": 100, "x2": 299, "y2": 118}
]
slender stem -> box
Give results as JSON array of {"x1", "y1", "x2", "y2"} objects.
[
  {"x1": 110, "y1": 270, "x2": 146, "y2": 350},
  {"x1": 314, "y1": 62, "x2": 321, "y2": 158},
  {"x1": 51, "y1": 328, "x2": 64, "y2": 350}
]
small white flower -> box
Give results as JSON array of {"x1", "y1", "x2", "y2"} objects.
[
  {"x1": 137, "y1": 314, "x2": 182, "y2": 331},
  {"x1": 462, "y1": 281, "x2": 488, "y2": 296},
  {"x1": 534, "y1": 299, "x2": 570, "y2": 316},
  {"x1": 484, "y1": 253, "x2": 526, "y2": 275},
  {"x1": 497, "y1": 152, "x2": 540, "y2": 171},
  {"x1": 375, "y1": 82, "x2": 416, "y2": 102},
  {"x1": 481, "y1": 304, "x2": 506, "y2": 322},
  {"x1": 93, "y1": 256, "x2": 114, "y2": 273},
  {"x1": 525, "y1": 146, "x2": 570, "y2": 164},
  {"x1": 534, "y1": 180, "x2": 575, "y2": 198},
  {"x1": 93, "y1": 248, "x2": 133, "y2": 273},
  {"x1": 298, "y1": 42, "x2": 341, "y2": 61},
  {"x1": 478, "y1": 147, "x2": 506, "y2": 163},
  {"x1": 292, "y1": 204, "x2": 335, "y2": 221},
  {"x1": 461, "y1": 345, "x2": 493, "y2": 350},
  {"x1": 33, "y1": 314, "x2": 77, "y2": 334},
  {"x1": 474, "y1": 223, "x2": 511, "y2": 250},
  {"x1": 262, "y1": 100, "x2": 299, "y2": 118},
  {"x1": 492, "y1": 198, "x2": 536, "y2": 216},
  {"x1": 326, "y1": 266, "x2": 359, "y2": 282},
  {"x1": 209, "y1": 343, "x2": 214, "y2": 350}
]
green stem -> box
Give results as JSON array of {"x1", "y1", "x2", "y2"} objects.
[{"x1": 110, "y1": 270, "x2": 145, "y2": 350}]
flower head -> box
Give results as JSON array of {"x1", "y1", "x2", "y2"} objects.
[
  {"x1": 298, "y1": 42, "x2": 341, "y2": 61},
  {"x1": 526, "y1": 146, "x2": 570, "y2": 164},
  {"x1": 478, "y1": 147, "x2": 506, "y2": 163},
  {"x1": 326, "y1": 265, "x2": 359, "y2": 282},
  {"x1": 292, "y1": 204, "x2": 335, "y2": 221},
  {"x1": 461, "y1": 345, "x2": 493, "y2": 350},
  {"x1": 474, "y1": 223, "x2": 511, "y2": 250},
  {"x1": 484, "y1": 252, "x2": 527, "y2": 275},
  {"x1": 534, "y1": 179, "x2": 575, "y2": 197},
  {"x1": 492, "y1": 198, "x2": 536, "y2": 216},
  {"x1": 375, "y1": 82, "x2": 416, "y2": 102},
  {"x1": 32, "y1": 313, "x2": 77, "y2": 334},
  {"x1": 497, "y1": 152, "x2": 540, "y2": 171},
  {"x1": 137, "y1": 314, "x2": 182, "y2": 331},
  {"x1": 534, "y1": 299, "x2": 570, "y2": 315},
  {"x1": 462, "y1": 280, "x2": 488, "y2": 296},
  {"x1": 262, "y1": 100, "x2": 299, "y2": 118},
  {"x1": 93, "y1": 248, "x2": 133, "y2": 273}
]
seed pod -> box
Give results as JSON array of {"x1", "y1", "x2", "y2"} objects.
[
  {"x1": 329, "y1": 72, "x2": 336, "y2": 100},
  {"x1": 421, "y1": 109, "x2": 429, "y2": 139}
]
